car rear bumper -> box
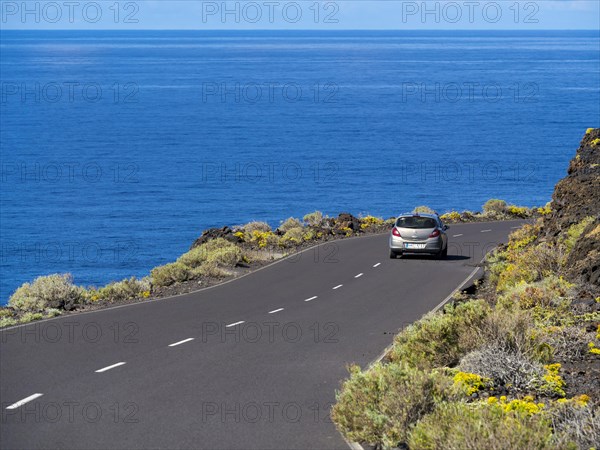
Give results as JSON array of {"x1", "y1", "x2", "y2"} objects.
[{"x1": 389, "y1": 236, "x2": 443, "y2": 253}]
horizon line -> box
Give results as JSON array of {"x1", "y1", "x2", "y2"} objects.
[{"x1": 1, "y1": 28, "x2": 597, "y2": 31}]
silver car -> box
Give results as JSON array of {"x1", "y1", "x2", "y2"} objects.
[{"x1": 389, "y1": 213, "x2": 449, "y2": 259}]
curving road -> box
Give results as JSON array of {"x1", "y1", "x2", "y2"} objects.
[{"x1": 0, "y1": 220, "x2": 524, "y2": 450}]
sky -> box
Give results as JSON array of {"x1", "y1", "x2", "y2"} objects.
[{"x1": 0, "y1": 0, "x2": 599, "y2": 30}]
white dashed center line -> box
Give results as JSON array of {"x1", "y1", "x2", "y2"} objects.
[
  {"x1": 304, "y1": 296, "x2": 318, "y2": 302},
  {"x1": 481, "y1": 229, "x2": 492, "y2": 233},
  {"x1": 95, "y1": 362, "x2": 126, "y2": 373},
  {"x1": 168, "y1": 338, "x2": 195, "y2": 347},
  {"x1": 5, "y1": 393, "x2": 43, "y2": 410},
  {"x1": 453, "y1": 234, "x2": 463, "y2": 237},
  {"x1": 268, "y1": 308, "x2": 284, "y2": 314},
  {"x1": 373, "y1": 263, "x2": 381, "y2": 267},
  {"x1": 226, "y1": 321, "x2": 245, "y2": 328},
  {"x1": 354, "y1": 273, "x2": 363, "y2": 278},
  {"x1": 332, "y1": 284, "x2": 343, "y2": 290},
  {"x1": 511, "y1": 226, "x2": 521, "y2": 229}
]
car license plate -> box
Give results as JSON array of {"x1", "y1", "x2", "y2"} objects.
[{"x1": 405, "y1": 243, "x2": 426, "y2": 249}]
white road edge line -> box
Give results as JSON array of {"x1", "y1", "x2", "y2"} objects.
[
  {"x1": 268, "y1": 308, "x2": 284, "y2": 314},
  {"x1": 226, "y1": 321, "x2": 245, "y2": 328},
  {"x1": 373, "y1": 262, "x2": 381, "y2": 267},
  {"x1": 6, "y1": 393, "x2": 43, "y2": 410},
  {"x1": 481, "y1": 229, "x2": 492, "y2": 232},
  {"x1": 168, "y1": 338, "x2": 195, "y2": 347},
  {"x1": 511, "y1": 226, "x2": 521, "y2": 229},
  {"x1": 332, "y1": 284, "x2": 343, "y2": 290},
  {"x1": 453, "y1": 234, "x2": 463, "y2": 237},
  {"x1": 95, "y1": 362, "x2": 126, "y2": 373},
  {"x1": 304, "y1": 296, "x2": 317, "y2": 302},
  {"x1": 354, "y1": 273, "x2": 363, "y2": 278}
]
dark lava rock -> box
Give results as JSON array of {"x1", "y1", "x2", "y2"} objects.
[
  {"x1": 543, "y1": 128, "x2": 600, "y2": 284},
  {"x1": 565, "y1": 217, "x2": 600, "y2": 285},
  {"x1": 544, "y1": 129, "x2": 600, "y2": 238},
  {"x1": 190, "y1": 226, "x2": 240, "y2": 249},
  {"x1": 333, "y1": 213, "x2": 362, "y2": 235}
]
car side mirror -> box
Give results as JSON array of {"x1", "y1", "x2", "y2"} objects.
[{"x1": 443, "y1": 225, "x2": 449, "y2": 230}]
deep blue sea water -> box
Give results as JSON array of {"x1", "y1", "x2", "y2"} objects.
[{"x1": 1, "y1": 30, "x2": 599, "y2": 302}]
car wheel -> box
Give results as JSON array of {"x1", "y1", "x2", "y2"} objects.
[
  {"x1": 389, "y1": 250, "x2": 397, "y2": 259},
  {"x1": 436, "y1": 248, "x2": 445, "y2": 260},
  {"x1": 442, "y1": 245, "x2": 448, "y2": 258}
]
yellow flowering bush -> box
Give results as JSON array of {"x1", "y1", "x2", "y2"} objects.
[
  {"x1": 453, "y1": 371, "x2": 491, "y2": 395},
  {"x1": 507, "y1": 205, "x2": 531, "y2": 218},
  {"x1": 360, "y1": 215, "x2": 384, "y2": 229},
  {"x1": 249, "y1": 230, "x2": 276, "y2": 248},
  {"x1": 588, "y1": 342, "x2": 600, "y2": 355},
  {"x1": 440, "y1": 211, "x2": 462, "y2": 222},
  {"x1": 536, "y1": 204, "x2": 552, "y2": 215},
  {"x1": 537, "y1": 363, "x2": 566, "y2": 397}
]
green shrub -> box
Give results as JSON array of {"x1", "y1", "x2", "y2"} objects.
[
  {"x1": 498, "y1": 276, "x2": 573, "y2": 310},
  {"x1": 177, "y1": 246, "x2": 209, "y2": 268},
  {"x1": 483, "y1": 199, "x2": 508, "y2": 215},
  {"x1": 507, "y1": 222, "x2": 539, "y2": 251},
  {"x1": 205, "y1": 245, "x2": 242, "y2": 267},
  {"x1": 562, "y1": 216, "x2": 594, "y2": 254},
  {"x1": 279, "y1": 227, "x2": 305, "y2": 247},
  {"x1": 20, "y1": 312, "x2": 44, "y2": 323},
  {"x1": 242, "y1": 221, "x2": 271, "y2": 234},
  {"x1": 549, "y1": 397, "x2": 600, "y2": 449},
  {"x1": 193, "y1": 262, "x2": 231, "y2": 278},
  {"x1": 279, "y1": 217, "x2": 303, "y2": 232},
  {"x1": 413, "y1": 206, "x2": 435, "y2": 214},
  {"x1": 303, "y1": 211, "x2": 323, "y2": 227},
  {"x1": 332, "y1": 363, "x2": 458, "y2": 448},
  {"x1": 45, "y1": 308, "x2": 61, "y2": 318},
  {"x1": 388, "y1": 300, "x2": 490, "y2": 370},
  {"x1": 408, "y1": 401, "x2": 557, "y2": 450},
  {"x1": 179, "y1": 238, "x2": 243, "y2": 267},
  {"x1": 150, "y1": 262, "x2": 191, "y2": 286},
  {"x1": 95, "y1": 277, "x2": 151, "y2": 303},
  {"x1": 8, "y1": 274, "x2": 85, "y2": 312},
  {"x1": 480, "y1": 304, "x2": 562, "y2": 363},
  {"x1": 490, "y1": 221, "x2": 570, "y2": 292},
  {"x1": 0, "y1": 317, "x2": 18, "y2": 328}
]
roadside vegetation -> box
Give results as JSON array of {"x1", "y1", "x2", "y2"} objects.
[
  {"x1": 332, "y1": 217, "x2": 600, "y2": 449},
  {"x1": 0, "y1": 201, "x2": 550, "y2": 327},
  {"x1": 331, "y1": 128, "x2": 600, "y2": 449}
]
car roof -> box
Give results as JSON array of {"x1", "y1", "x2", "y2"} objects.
[{"x1": 396, "y1": 213, "x2": 439, "y2": 219}]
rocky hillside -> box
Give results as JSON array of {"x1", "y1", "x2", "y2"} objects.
[{"x1": 543, "y1": 128, "x2": 600, "y2": 285}]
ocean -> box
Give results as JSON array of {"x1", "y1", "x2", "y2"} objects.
[{"x1": 1, "y1": 30, "x2": 598, "y2": 302}]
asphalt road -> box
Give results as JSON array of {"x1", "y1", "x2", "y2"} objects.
[{"x1": 0, "y1": 220, "x2": 525, "y2": 450}]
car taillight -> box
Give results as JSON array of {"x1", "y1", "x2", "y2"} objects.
[
  {"x1": 392, "y1": 227, "x2": 402, "y2": 237},
  {"x1": 429, "y1": 229, "x2": 441, "y2": 238}
]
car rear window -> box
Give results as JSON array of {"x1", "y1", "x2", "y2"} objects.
[{"x1": 395, "y1": 216, "x2": 437, "y2": 229}]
